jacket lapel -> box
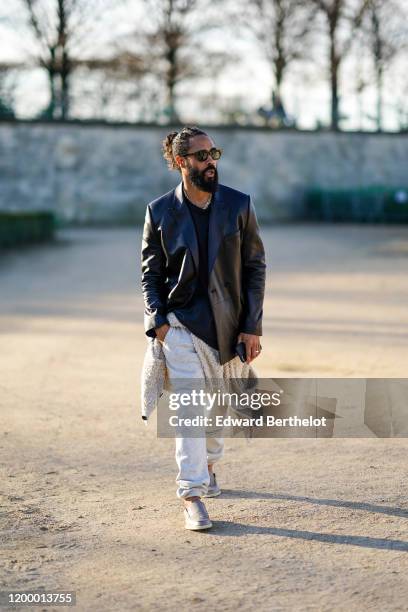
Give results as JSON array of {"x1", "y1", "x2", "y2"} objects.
[
  {"x1": 170, "y1": 182, "x2": 199, "y2": 272},
  {"x1": 169, "y1": 181, "x2": 229, "y2": 278},
  {"x1": 208, "y1": 186, "x2": 229, "y2": 277}
]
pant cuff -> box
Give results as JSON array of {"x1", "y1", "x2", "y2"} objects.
[{"x1": 176, "y1": 485, "x2": 208, "y2": 499}]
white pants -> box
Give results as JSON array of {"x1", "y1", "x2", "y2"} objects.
[{"x1": 162, "y1": 325, "x2": 224, "y2": 499}]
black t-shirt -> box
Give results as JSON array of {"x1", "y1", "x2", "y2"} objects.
[
  {"x1": 170, "y1": 191, "x2": 219, "y2": 351},
  {"x1": 185, "y1": 196, "x2": 211, "y2": 296}
]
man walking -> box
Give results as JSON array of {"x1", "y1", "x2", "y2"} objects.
[{"x1": 141, "y1": 126, "x2": 266, "y2": 530}]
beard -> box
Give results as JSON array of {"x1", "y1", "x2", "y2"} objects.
[{"x1": 187, "y1": 163, "x2": 219, "y2": 194}]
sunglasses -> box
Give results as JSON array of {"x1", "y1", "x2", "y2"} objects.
[{"x1": 183, "y1": 147, "x2": 222, "y2": 162}]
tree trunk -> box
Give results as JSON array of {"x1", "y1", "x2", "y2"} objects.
[
  {"x1": 329, "y1": 32, "x2": 340, "y2": 131},
  {"x1": 57, "y1": 0, "x2": 70, "y2": 119},
  {"x1": 375, "y1": 63, "x2": 383, "y2": 131},
  {"x1": 46, "y1": 67, "x2": 57, "y2": 119},
  {"x1": 274, "y1": 53, "x2": 285, "y2": 100},
  {"x1": 165, "y1": 45, "x2": 179, "y2": 122},
  {"x1": 271, "y1": 0, "x2": 286, "y2": 116},
  {"x1": 60, "y1": 48, "x2": 70, "y2": 119},
  {"x1": 370, "y1": 4, "x2": 383, "y2": 131}
]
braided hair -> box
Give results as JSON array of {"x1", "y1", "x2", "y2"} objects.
[{"x1": 162, "y1": 126, "x2": 207, "y2": 171}]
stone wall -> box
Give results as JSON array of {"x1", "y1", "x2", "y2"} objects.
[{"x1": 0, "y1": 121, "x2": 407, "y2": 224}]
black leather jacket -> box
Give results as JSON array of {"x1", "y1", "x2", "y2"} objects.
[{"x1": 141, "y1": 181, "x2": 266, "y2": 365}]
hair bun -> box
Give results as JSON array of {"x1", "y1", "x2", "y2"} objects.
[
  {"x1": 162, "y1": 131, "x2": 179, "y2": 171},
  {"x1": 165, "y1": 131, "x2": 178, "y2": 147}
]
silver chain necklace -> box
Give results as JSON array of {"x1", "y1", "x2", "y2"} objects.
[
  {"x1": 185, "y1": 189, "x2": 212, "y2": 210},
  {"x1": 200, "y1": 195, "x2": 212, "y2": 210}
]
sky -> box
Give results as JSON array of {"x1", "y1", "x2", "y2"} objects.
[{"x1": 0, "y1": 0, "x2": 407, "y2": 131}]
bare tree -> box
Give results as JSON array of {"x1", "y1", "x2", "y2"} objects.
[
  {"x1": 363, "y1": 0, "x2": 407, "y2": 131},
  {"x1": 20, "y1": 0, "x2": 111, "y2": 119},
  {"x1": 310, "y1": 0, "x2": 370, "y2": 130},
  {"x1": 142, "y1": 0, "x2": 196, "y2": 121},
  {"x1": 137, "y1": 0, "x2": 232, "y2": 122},
  {"x1": 248, "y1": 0, "x2": 318, "y2": 117}
]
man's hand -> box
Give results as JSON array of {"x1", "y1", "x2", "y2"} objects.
[
  {"x1": 155, "y1": 323, "x2": 171, "y2": 343},
  {"x1": 237, "y1": 332, "x2": 262, "y2": 364}
]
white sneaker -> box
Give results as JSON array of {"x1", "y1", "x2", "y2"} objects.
[{"x1": 184, "y1": 499, "x2": 212, "y2": 530}]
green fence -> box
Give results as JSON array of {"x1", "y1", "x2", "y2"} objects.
[
  {"x1": 0, "y1": 211, "x2": 56, "y2": 247},
  {"x1": 305, "y1": 187, "x2": 408, "y2": 222}
]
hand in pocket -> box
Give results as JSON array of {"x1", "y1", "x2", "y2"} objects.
[{"x1": 155, "y1": 323, "x2": 171, "y2": 343}]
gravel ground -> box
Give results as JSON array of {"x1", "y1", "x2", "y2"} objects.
[{"x1": 1, "y1": 225, "x2": 407, "y2": 611}]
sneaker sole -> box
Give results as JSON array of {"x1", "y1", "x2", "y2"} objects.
[
  {"x1": 185, "y1": 521, "x2": 213, "y2": 530},
  {"x1": 202, "y1": 489, "x2": 222, "y2": 498}
]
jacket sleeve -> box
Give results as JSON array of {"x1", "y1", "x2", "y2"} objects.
[
  {"x1": 240, "y1": 196, "x2": 266, "y2": 335},
  {"x1": 141, "y1": 204, "x2": 169, "y2": 337}
]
